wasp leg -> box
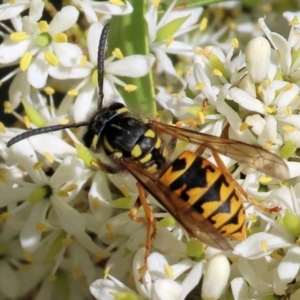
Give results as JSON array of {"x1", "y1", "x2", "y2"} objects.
[
  {"x1": 129, "y1": 182, "x2": 157, "y2": 277},
  {"x1": 90, "y1": 159, "x2": 119, "y2": 174},
  {"x1": 176, "y1": 119, "x2": 199, "y2": 127},
  {"x1": 211, "y1": 150, "x2": 279, "y2": 213}
]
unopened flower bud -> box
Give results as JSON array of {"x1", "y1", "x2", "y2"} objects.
[{"x1": 245, "y1": 36, "x2": 271, "y2": 83}]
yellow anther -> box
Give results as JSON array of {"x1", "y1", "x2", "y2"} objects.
[
  {"x1": 231, "y1": 38, "x2": 239, "y2": 48},
  {"x1": 44, "y1": 51, "x2": 59, "y2": 66},
  {"x1": 4, "y1": 101, "x2": 12, "y2": 113},
  {"x1": 10, "y1": 32, "x2": 28, "y2": 42},
  {"x1": 0, "y1": 122, "x2": 5, "y2": 133},
  {"x1": 44, "y1": 152, "x2": 54, "y2": 163},
  {"x1": 213, "y1": 69, "x2": 223, "y2": 77},
  {"x1": 53, "y1": 33, "x2": 67, "y2": 43},
  {"x1": 261, "y1": 240, "x2": 268, "y2": 252},
  {"x1": 67, "y1": 89, "x2": 79, "y2": 96},
  {"x1": 33, "y1": 161, "x2": 44, "y2": 170},
  {"x1": 20, "y1": 52, "x2": 33, "y2": 71},
  {"x1": 283, "y1": 125, "x2": 295, "y2": 132},
  {"x1": 199, "y1": 17, "x2": 208, "y2": 31},
  {"x1": 194, "y1": 82, "x2": 206, "y2": 90},
  {"x1": 61, "y1": 238, "x2": 73, "y2": 246},
  {"x1": 38, "y1": 21, "x2": 49, "y2": 32},
  {"x1": 165, "y1": 35, "x2": 174, "y2": 47},
  {"x1": 44, "y1": 86, "x2": 55, "y2": 95},
  {"x1": 109, "y1": 0, "x2": 125, "y2": 6},
  {"x1": 23, "y1": 116, "x2": 31, "y2": 129},
  {"x1": 259, "y1": 176, "x2": 272, "y2": 184},
  {"x1": 240, "y1": 122, "x2": 249, "y2": 132},
  {"x1": 112, "y1": 48, "x2": 123, "y2": 59},
  {"x1": 36, "y1": 222, "x2": 48, "y2": 232},
  {"x1": 289, "y1": 16, "x2": 299, "y2": 26},
  {"x1": 80, "y1": 55, "x2": 87, "y2": 66},
  {"x1": 124, "y1": 85, "x2": 137, "y2": 92}
]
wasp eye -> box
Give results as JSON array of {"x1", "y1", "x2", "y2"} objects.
[
  {"x1": 82, "y1": 130, "x2": 95, "y2": 148},
  {"x1": 108, "y1": 102, "x2": 124, "y2": 111}
]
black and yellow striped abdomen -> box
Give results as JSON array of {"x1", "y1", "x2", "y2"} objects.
[{"x1": 159, "y1": 150, "x2": 246, "y2": 240}]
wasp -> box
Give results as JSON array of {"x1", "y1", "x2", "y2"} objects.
[{"x1": 7, "y1": 24, "x2": 289, "y2": 259}]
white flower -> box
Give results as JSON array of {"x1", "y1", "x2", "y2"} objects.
[
  {"x1": 0, "y1": 5, "x2": 81, "y2": 91},
  {"x1": 145, "y1": 0, "x2": 203, "y2": 81},
  {"x1": 73, "y1": 0, "x2": 133, "y2": 23},
  {"x1": 0, "y1": 0, "x2": 44, "y2": 21},
  {"x1": 91, "y1": 249, "x2": 203, "y2": 300},
  {"x1": 69, "y1": 22, "x2": 155, "y2": 122}
]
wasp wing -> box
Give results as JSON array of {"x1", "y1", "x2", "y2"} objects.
[
  {"x1": 150, "y1": 121, "x2": 289, "y2": 180},
  {"x1": 122, "y1": 159, "x2": 233, "y2": 251}
]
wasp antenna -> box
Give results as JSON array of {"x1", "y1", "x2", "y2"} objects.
[
  {"x1": 7, "y1": 121, "x2": 89, "y2": 147},
  {"x1": 97, "y1": 23, "x2": 110, "y2": 110}
]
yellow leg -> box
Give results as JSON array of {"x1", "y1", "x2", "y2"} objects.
[
  {"x1": 128, "y1": 182, "x2": 157, "y2": 277},
  {"x1": 211, "y1": 150, "x2": 279, "y2": 213}
]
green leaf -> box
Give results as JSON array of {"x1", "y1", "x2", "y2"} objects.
[{"x1": 108, "y1": 0, "x2": 156, "y2": 118}]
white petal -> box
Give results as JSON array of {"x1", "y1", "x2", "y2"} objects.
[
  {"x1": 226, "y1": 87, "x2": 265, "y2": 114},
  {"x1": 133, "y1": 248, "x2": 152, "y2": 298},
  {"x1": 49, "y1": 64, "x2": 92, "y2": 80},
  {"x1": 88, "y1": 171, "x2": 113, "y2": 221},
  {"x1": 29, "y1": 0, "x2": 44, "y2": 22},
  {"x1": 20, "y1": 201, "x2": 49, "y2": 252},
  {"x1": 152, "y1": 227, "x2": 186, "y2": 257},
  {"x1": 106, "y1": 244, "x2": 134, "y2": 280},
  {"x1": 147, "y1": 252, "x2": 169, "y2": 280},
  {"x1": 52, "y1": 43, "x2": 82, "y2": 67},
  {"x1": 0, "y1": 261, "x2": 20, "y2": 298},
  {"x1": 90, "y1": 279, "x2": 123, "y2": 300},
  {"x1": 0, "y1": 187, "x2": 33, "y2": 207},
  {"x1": 29, "y1": 134, "x2": 77, "y2": 160},
  {"x1": 106, "y1": 55, "x2": 155, "y2": 77},
  {"x1": 50, "y1": 156, "x2": 84, "y2": 188},
  {"x1": 233, "y1": 232, "x2": 293, "y2": 259},
  {"x1": 231, "y1": 277, "x2": 250, "y2": 300},
  {"x1": 0, "y1": 39, "x2": 31, "y2": 63},
  {"x1": 75, "y1": 1, "x2": 97, "y2": 23},
  {"x1": 0, "y1": 3, "x2": 28, "y2": 21},
  {"x1": 9, "y1": 139, "x2": 47, "y2": 184},
  {"x1": 172, "y1": 259, "x2": 195, "y2": 280},
  {"x1": 237, "y1": 257, "x2": 273, "y2": 296},
  {"x1": 153, "y1": 48, "x2": 177, "y2": 82},
  {"x1": 52, "y1": 195, "x2": 85, "y2": 235},
  {"x1": 74, "y1": 244, "x2": 96, "y2": 283},
  {"x1": 87, "y1": 22, "x2": 103, "y2": 65},
  {"x1": 91, "y1": 0, "x2": 133, "y2": 15},
  {"x1": 9, "y1": 71, "x2": 30, "y2": 109},
  {"x1": 74, "y1": 81, "x2": 96, "y2": 122},
  {"x1": 27, "y1": 55, "x2": 48, "y2": 88},
  {"x1": 152, "y1": 279, "x2": 182, "y2": 300},
  {"x1": 276, "y1": 246, "x2": 300, "y2": 287},
  {"x1": 181, "y1": 262, "x2": 204, "y2": 300},
  {"x1": 49, "y1": 6, "x2": 79, "y2": 34}
]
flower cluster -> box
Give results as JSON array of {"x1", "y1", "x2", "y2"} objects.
[{"x1": 1, "y1": 0, "x2": 300, "y2": 300}]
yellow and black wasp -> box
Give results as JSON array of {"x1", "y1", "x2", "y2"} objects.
[{"x1": 7, "y1": 24, "x2": 289, "y2": 257}]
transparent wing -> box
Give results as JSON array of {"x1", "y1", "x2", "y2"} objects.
[{"x1": 151, "y1": 121, "x2": 289, "y2": 180}]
